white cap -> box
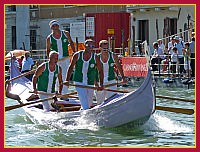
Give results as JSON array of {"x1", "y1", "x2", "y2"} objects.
[{"x1": 49, "y1": 20, "x2": 59, "y2": 28}]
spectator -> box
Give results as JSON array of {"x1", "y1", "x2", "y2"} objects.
[
  {"x1": 174, "y1": 36, "x2": 184, "y2": 76},
  {"x1": 151, "y1": 42, "x2": 164, "y2": 71},
  {"x1": 189, "y1": 37, "x2": 195, "y2": 77},
  {"x1": 21, "y1": 51, "x2": 34, "y2": 80}
]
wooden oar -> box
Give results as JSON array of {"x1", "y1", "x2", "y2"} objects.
[
  {"x1": 66, "y1": 81, "x2": 126, "y2": 90},
  {"x1": 68, "y1": 83, "x2": 129, "y2": 94},
  {"x1": 156, "y1": 106, "x2": 194, "y2": 115},
  {"x1": 5, "y1": 92, "x2": 77, "y2": 112},
  {"x1": 28, "y1": 91, "x2": 78, "y2": 99},
  {"x1": 6, "y1": 69, "x2": 36, "y2": 83},
  {"x1": 103, "y1": 89, "x2": 129, "y2": 93},
  {"x1": 156, "y1": 95, "x2": 195, "y2": 103}
]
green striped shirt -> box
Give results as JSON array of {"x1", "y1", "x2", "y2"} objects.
[
  {"x1": 37, "y1": 62, "x2": 59, "y2": 93},
  {"x1": 73, "y1": 51, "x2": 96, "y2": 85},
  {"x1": 50, "y1": 30, "x2": 69, "y2": 57}
]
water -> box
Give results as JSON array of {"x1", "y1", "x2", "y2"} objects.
[{"x1": 5, "y1": 87, "x2": 195, "y2": 147}]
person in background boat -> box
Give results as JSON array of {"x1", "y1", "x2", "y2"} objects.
[
  {"x1": 21, "y1": 51, "x2": 34, "y2": 80},
  {"x1": 95, "y1": 40, "x2": 127, "y2": 105},
  {"x1": 182, "y1": 42, "x2": 191, "y2": 78},
  {"x1": 64, "y1": 39, "x2": 104, "y2": 110},
  {"x1": 171, "y1": 47, "x2": 178, "y2": 77},
  {"x1": 17, "y1": 55, "x2": 24, "y2": 72},
  {"x1": 151, "y1": 42, "x2": 164, "y2": 71},
  {"x1": 46, "y1": 20, "x2": 75, "y2": 97},
  {"x1": 32, "y1": 51, "x2": 63, "y2": 112}
]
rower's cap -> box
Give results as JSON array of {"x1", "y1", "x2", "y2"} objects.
[
  {"x1": 99, "y1": 40, "x2": 108, "y2": 46},
  {"x1": 49, "y1": 20, "x2": 59, "y2": 28},
  {"x1": 85, "y1": 39, "x2": 94, "y2": 44}
]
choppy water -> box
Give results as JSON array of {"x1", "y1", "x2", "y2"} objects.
[{"x1": 5, "y1": 87, "x2": 195, "y2": 148}]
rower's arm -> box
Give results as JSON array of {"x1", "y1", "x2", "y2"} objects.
[
  {"x1": 46, "y1": 36, "x2": 51, "y2": 59},
  {"x1": 65, "y1": 53, "x2": 78, "y2": 85},
  {"x1": 58, "y1": 66, "x2": 63, "y2": 94},
  {"x1": 96, "y1": 55, "x2": 104, "y2": 87},
  {"x1": 113, "y1": 54, "x2": 125, "y2": 78},
  {"x1": 32, "y1": 64, "x2": 45, "y2": 92},
  {"x1": 65, "y1": 31, "x2": 75, "y2": 53}
]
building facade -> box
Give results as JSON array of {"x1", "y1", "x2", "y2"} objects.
[{"x1": 5, "y1": 5, "x2": 195, "y2": 55}]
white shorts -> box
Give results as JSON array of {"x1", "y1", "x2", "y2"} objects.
[
  {"x1": 96, "y1": 80, "x2": 117, "y2": 105},
  {"x1": 57, "y1": 57, "x2": 70, "y2": 94},
  {"x1": 75, "y1": 82, "x2": 94, "y2": 110},
  {"x1": 39, "y1": 94, "x2": 54, "y2": 112}
]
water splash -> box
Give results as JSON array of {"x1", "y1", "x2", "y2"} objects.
[
  {"x1": 142, "y1": 112, "x2": 193, "y2": 134},
  {"x1": 48, "y1": 115, "x2": 99, "y2": 131}
]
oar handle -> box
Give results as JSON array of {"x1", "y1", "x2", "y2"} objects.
[{"x1": 6, "y1": 69, "x2": 36, "y2": 83}]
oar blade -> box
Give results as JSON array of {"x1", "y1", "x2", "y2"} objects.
[
  {"x1": 5, "y1": 104, "x2": 24, "y2": 112},
  {"x1": 156, "y1": 95, "x2": 195, "y2": 103}
]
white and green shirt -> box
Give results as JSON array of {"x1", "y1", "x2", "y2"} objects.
[
  {"x1": 50, "y1": 30, "x2": 69, "y2": 58},
  {"x1": 37, "y1": 62, "x2": 59, "y2": 93},
  {"x1": 73, "y1": 51, "x2": 96, "y2": 85},
  {"x1": 98, "y1": 51, "x2": 115, "y2": 82}
]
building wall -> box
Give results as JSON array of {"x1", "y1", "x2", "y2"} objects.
[
  {"x1": 39, "y1": 5, "x2": 127, "y2": 19},
  {"x1": 5, "y1": 13, "x2": 16, "y2": 51},
  {"x1": 16, "y1": 6, "x2": 30, "y2": 50},
  {"x1": 5, "y1": 5, "x2": 127, "y2": 51},
  {"x1": 129, "y1": 5, "x2": 195, "y2": 53}
]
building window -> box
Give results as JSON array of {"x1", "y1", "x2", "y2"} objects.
[
  {"x1": 6, "y1": 5, "x2": 16, "y2": 12},
  {"x1": 138, "y1": 20, "x2": 149, "y2": 44},
  {"x1": 12, "y1": 26, "x2": 16, "y2": 49},
  {"x1": 30, "y1": 30, "x2": 36, "y2": 50},
  {"x1": 164, "y1": 17, "x2": 177, "y2": 37},
  {"x1": 64, "y1": 5, "x2": 75, "y2": 8},
  {"x1": 29, "y1": 5, "x2": 39, "y2": 9},
  {"x1": 63, "y1": 25, "x2": 70, "y2": 32}
]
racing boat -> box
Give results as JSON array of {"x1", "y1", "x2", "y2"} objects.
[{"x1": 6, "y1": 58, "x2": 155, "y2": 128}]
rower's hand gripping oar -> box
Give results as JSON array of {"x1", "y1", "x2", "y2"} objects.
[{"x1": 5, "y1": 92, "x2": 77, "y2": 112}]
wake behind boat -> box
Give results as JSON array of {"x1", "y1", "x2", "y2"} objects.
[{"x1": 6, "y1": 58, "x2": 155, "y2": 128}]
